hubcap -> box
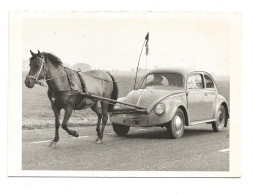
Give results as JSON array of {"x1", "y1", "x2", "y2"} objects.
[{"x1": 174, "y1": 115, "x2": 183, "y2": 134}]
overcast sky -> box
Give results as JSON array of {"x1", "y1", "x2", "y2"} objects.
[{"x1": 22, "y1": 12, "x2": 232, "y2": 75}]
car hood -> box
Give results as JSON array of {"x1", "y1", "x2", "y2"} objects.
[{"x1": 124, "y1": 87, "x2": 185, "y2": 110}]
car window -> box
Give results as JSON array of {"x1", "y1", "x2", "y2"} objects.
[
  {"x1": 142, "y1": 73, "x2": 184, "y2": 89},
  {"x1": 145, "y1": 74, "x2": 169, "y2": 86},
  {"x1": 187, "y1": 74, "x2": 204, "y2": 89},
  {"x1": 204, "y1": 75, "x2": 215, "y2": 88}
]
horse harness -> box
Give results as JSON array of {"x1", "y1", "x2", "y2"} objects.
[{"x1": 26, "y1": 56, "x2": 116, "y2": 103}]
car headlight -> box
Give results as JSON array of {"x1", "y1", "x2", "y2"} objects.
[{"x1": 155, "y1": 103, "x2": 165, "y2": 115}]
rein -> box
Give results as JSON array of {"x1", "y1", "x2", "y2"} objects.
[
  {"x1": 44, "y1": 70, "x2": 116, "y2": 83},
  {"x1": 32, "y1": 69, "x2": 116, "y2": 87},
  {"x1": 27, "y1": 57, "x2": 119, "y2": 88}
]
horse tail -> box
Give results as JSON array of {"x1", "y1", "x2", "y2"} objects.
[{"x1": 107, "y1": 72, "x2": 119, "y2": 112}]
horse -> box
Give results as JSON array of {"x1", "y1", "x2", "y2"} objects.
[{"x1": 24, "y1": 50, "x2": 119, "y2": 145}]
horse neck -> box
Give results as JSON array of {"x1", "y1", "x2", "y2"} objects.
[{"x1": 45, "y1": 62, "x2": 72, "y2": 92}]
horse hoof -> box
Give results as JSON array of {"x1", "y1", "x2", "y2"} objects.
[
  {"x1": 48, "y1": 141, "x2": 57, "y2": 147},
  {"x1": 95, "y1": 138, "x2": 102, "y2": 144},
  {"x1": 74, "y1": 131, "x2": 79, "y2": 137}
]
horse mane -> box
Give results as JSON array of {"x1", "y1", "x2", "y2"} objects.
[{"x1": 29, "y1": 52, "x2": 63, "y2": 66}]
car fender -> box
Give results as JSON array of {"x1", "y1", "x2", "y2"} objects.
[
  {"x1": 149, "y1": 96, "x2": 190, "y2": 126},
  {"x1": 113, "y1": 97, "x2": 127, "y2": 109},
  {"x1": 146, "y1": 92, "x2": 186, "y2": 112},
  {"x1": 214, "y1": 94, "x2": 229, "y2": 126}
]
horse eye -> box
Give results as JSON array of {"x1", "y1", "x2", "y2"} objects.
[
  {"x1": 33, "y1": 61, "x2": 40, "y2": 67},
  {"x1": 30, "y1": 62, "x2": 38, "y2": 68}
]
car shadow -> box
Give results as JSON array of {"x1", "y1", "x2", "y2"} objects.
[
  {"x1": 124, "y1": 127, "x2": 218, "y2": 140},
  {"x1": 125, "y1": 129, "x2": 169, "y2": 140}
]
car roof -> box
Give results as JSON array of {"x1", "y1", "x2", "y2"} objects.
[{"x1": 145, "y1": 68, "x2": 212, "y2": 78}]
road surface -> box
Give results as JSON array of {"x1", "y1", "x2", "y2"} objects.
[{"x1": 22, "y1": 123, "x2": 229, "y2": 171}]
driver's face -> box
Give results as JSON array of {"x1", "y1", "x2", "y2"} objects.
[{"x1": 154, "y1": 76, "x2": 162, "y2": 82}]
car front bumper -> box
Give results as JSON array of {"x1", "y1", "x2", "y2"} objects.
[
  {"x1": 109, "y1": 108, "x2": 172, "y2": 127},
  {"x1": 110, "y1": 113, "x2": 150, "y2": 127}
]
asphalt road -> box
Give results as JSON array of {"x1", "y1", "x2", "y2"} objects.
[{"x1": 22, "y1": 123, "x2": 229, "y2": 171}]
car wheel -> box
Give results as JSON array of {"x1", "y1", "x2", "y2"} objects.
[
  {"x1": 112, "y1": 123, "x2": 130, "y2": 136},
  {"x1": 212, "y1": 105, "x2": 226, "y2": 132},
  {"x1": 166, "y1": 108, "x2": 185, "y2": 139}
]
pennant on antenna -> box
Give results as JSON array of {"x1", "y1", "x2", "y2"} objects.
[{"x1": 145, "y1": 32, "x2": 149, "y2": 55}]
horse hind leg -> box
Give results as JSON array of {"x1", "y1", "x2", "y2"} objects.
[
  {"x1": 96, "y1": 102, "x2": 109, "y2": 144},
  {"x1": 91, "y1": 102, "x2": 103, "y2": 143},
  {"x1": 62, "y1": 106, "x2": 79, "y2": 137},
  {"x1": 49, "y1": 103, "x2": 61, "y2": 147}
]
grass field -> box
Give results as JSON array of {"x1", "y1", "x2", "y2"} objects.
[{"x1": 22, "y1": 72, "x2": 230, "y2": 130}]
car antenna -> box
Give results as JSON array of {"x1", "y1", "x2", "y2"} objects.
[{"x1": 134, "y1": 32, "x2": 149, "y2": 89}]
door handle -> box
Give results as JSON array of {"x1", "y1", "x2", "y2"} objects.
[{"x1": 204, "y1": 92, "x2": 208, "y2": 96}]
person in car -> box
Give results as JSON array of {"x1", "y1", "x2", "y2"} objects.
[{"x1": 146, "y1": 74, "x2": 163, "y2": 86}]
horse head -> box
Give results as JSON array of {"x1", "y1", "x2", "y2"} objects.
[{"x1": 25, "y1": 50, "x2": 46, "y2": 88}]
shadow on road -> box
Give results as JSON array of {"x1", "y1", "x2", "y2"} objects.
[
  {"x1": 124, "y1": 127, "x2": 218, "y2": 140},
  {"x1": 126, "y1": 129, "x2": 169, "y2": 140},
  {"x1": 125, "y1": 129, "x2": 218, "y2": 139}
]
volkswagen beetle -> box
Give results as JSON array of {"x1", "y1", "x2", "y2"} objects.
[{"x1": 109, "y1": 68, "x2": 229, "y2": 139}]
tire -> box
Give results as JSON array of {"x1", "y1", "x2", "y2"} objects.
[
  {"x1": 165, "y1": 108, "x2": 185, "y2": 139},
  {"x1": 112, "y1": 123, "x2": 130, "y2": 136},
  {"x1": 212, "y1": 105, "x2": 226, "y2": 132}
]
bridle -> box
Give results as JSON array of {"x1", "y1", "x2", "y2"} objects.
[{"x1": 26, "y1": 56, "x2": 46, "y2": 84}]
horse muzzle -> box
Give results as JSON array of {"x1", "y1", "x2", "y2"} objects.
[{"x1": 25, "y1": 77, "x2": 35, "y2": 88}]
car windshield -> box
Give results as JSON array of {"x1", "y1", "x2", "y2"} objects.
[{"x1": 141, "y1": 73, "x2": 184, "y2": 89}]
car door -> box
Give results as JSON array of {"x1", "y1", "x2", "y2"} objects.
[
  {"x1": 203, "y1": 74, "x2": 217, "y2": 119},
  {"x1": 186, "y1": 73, "x2": 208, "y2": 121}
]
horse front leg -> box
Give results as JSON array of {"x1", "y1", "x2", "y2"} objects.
[
  {"x1": 48, "y1": 103, "x2": 61, "y2": 147},
  {"x1": 62, "y1": 106, "x2": 79, "y2": 137}
]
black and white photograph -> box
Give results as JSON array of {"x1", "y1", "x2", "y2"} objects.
[{"x1": 8, "y1": 11, "x2": 241, "y2": 177}]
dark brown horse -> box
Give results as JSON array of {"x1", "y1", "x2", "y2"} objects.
[{"x1": 25, "y1": 50, "x2": 118, "y2": 145}]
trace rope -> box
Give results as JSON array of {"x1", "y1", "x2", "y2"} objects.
[{"x1": 34, "y1": 68, "x2": 140, "y2": 87}]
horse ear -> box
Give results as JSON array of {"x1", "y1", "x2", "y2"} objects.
[
  {"x1": 37, "y1": 50, "x2": 42, "y2": 57},
  {"x1": 30, "y1": 50, "x2": 35, "y2": 57}
]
